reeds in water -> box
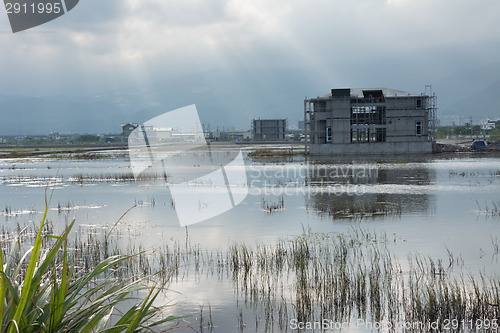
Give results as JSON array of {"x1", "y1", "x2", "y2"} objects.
[
  {"x1": 479, "y1": 200, "x2": 500, "y2": 216},
  {"x1": 0, "y1": 200, "x2": 183, "y2": 332},
  {"x1": 261, "y1": 197, "x2": 284, "y2": 214},
  {"x1": 2, "y1": 214, "x2": 499, "y2": 332},
  {"x1": 314, "y1": 196, "x2": 402, "y2": 219},
  {"x1": 224, "y1": 230, "x2": 499, "y2": 331}
]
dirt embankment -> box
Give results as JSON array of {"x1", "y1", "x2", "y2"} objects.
[
  {"x1": 435, "y1": 140, "x2": 500, "y2": 153},
  {"x1": 485, "y1": 141, "x2": 500, "y2": 151}
]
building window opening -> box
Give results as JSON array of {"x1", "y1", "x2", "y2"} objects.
[
  {"x1": 351, "y1": 127, "x2": 386, "y2": 143},
  {"x1": 370, "y1": 130, "x2": 377, "y2": 142},
  {"x1": 416, "y1": 121, "x2": 423, "y2": 136},
  {"x1": 351, "y1": 128, "x2": 369, "y2": 143},
  {"x1": 416, "y1": 98, "x2": 422, "y2": 109},
  {"x1": 376, "y1": 128, "x2": 386, "y2": 142},
  {"x1": 359, "y1": 129, "x2": 369, "y2": 143},
  {"x1": 351, "y1": 106, "x2": 386, "y2": 125},
  {"x1": 326, "y1": 126, "x2": 332, "y2": 143}
]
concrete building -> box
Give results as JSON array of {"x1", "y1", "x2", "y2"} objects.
[
  {"x1": 251, "y1": 119, "x2": 287, "y2": 141},
  {"x1": 483, "y1": 119, "x2": 500, "y2": 130},
  {"x1": 304, "y1": 88, "x2": 437, "y2": 155},
  {"x1": 48, "y1": 131, "x2": 61, "y2": 141},
  {"x1": 298, "y1": 121, "x2": 305, "y2": 131},
  {"x1": 214, "y1": 130, "x2": 251, "y2": 141},
  {"x1": 121, "y1": 123, "x2": 139, "y2": 140}
]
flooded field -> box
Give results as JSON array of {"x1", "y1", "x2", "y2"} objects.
[{"x1": 0, "y1": 150, "x2": 499, "y2": 332}]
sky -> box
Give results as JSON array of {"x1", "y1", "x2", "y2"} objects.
[{"x1": 0, "y1": 0, "x2": 499, "y2": 128}]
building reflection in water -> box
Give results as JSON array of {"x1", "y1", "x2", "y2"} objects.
[{"x1": 304, "y1": 158, "x2": 437, "y2": 218}]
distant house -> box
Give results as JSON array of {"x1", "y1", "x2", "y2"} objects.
[
  {"x1": 126, "y1": 124, "x2": 208, "y2": 146},
  {"x1": 482, "y1": 119, "x2": 500, "y2": 130},
  {"x1": 251, "y1": 119, "x2": 287, "y2": 141},
  {"x1": 48, "y1": 131, "x2": 61, "y2": 140},
  {"x1": 298, "y1": 121, "x2": 305, "y2": 131},
  {"x1": 121, "y1": 123, "x2": 139, "y2": 140},
  {"x1": 304, "y1": 88, "x2": 437, "y2": 155},
  {"x1": 216, "y1": 130, "x2": 251, "y2": 141}
]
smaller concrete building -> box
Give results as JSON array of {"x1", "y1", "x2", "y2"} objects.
[
  {"x1": 304, "y1": 88, "x2": 437, "y2": 155},
  {"x1": 251, "y1": 119, "x2": 287, "y2": 141},
  {"x1": 48, "y1": 131, "x2": 61, "y2": 141},
  {"x1": 122, "y1": 123, "x2": 139, "y2": 140},
  {"x1": 483, "y1": 119, "x2": 500, "y2": 130}
]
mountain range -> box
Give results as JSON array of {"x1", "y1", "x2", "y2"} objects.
[{"x1": 1, "y1": 65, "x2": 499, "y2": 135}]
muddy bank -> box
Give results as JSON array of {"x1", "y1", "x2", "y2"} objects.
[{"x1": 0, "y1": 146, "x2": 127, "y2": 158}]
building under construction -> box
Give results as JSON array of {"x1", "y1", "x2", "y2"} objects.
[
  {"x1": 251, "y1": 119, "x2": 287, "y2": 141},
  {"x1": 304, "y1": 87, "x2": 437, "y2": 155}
]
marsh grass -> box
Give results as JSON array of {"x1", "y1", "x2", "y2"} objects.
[
  {"x1": 97, "y1": 227, "x2": 497, "y2": 332},
  {"x1": 70, "y1": 173, "x2": 137, "y2": 184},
  {"x1": 314, "y1": 196, "x2": 402, "y2": 219},
  {"x1": 0, "y1": 197, "x2": 182, "y2": 332},
  {"x1": 476, "y1": 200, "x2": 500, "y2": 217},
  {"x1": 223, "y1": 231, "x2": 500, "y2": 331},
  {"x1": 261, "y1": 197, "x2": 284, "y2": 213},
  {"x1": 2, "y1": 213, "x2": 499, "y2": 332},
  {"x1": 248, "y1": 149, "x2": 301, "y2": 159},
  {"x1": 0, "y1": 173, "x2": 163, "y2": 188}
]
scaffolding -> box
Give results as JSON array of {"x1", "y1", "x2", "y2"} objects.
[
  {"x1": 424, "y1": 85, "x2": 438, "y2": 141},
  {"x1": 304, "y1": 98, "x2": 313, "y2": 155},
  {"x1": 304, "y1": 87, "x2": 438, "y2": 155}
]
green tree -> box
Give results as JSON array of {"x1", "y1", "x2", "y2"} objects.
[{"x1": 75, "y1": 134, "x2": 101, "y2": 143}]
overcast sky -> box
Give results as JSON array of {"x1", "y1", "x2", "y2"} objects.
[{"x1": 1, "y1": 0, "x2": 499, "y2": 97}]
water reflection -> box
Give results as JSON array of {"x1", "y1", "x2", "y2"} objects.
[
  {"x1": 1, "y1": 154, "x2": 499, "y2": 333},
  {"x1": 304, "y1": 160, "x2": 437, "y2": 217}
]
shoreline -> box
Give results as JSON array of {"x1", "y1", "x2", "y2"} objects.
[{"x1": 1, "y1": 140, "x2": 498, "y2": 159}]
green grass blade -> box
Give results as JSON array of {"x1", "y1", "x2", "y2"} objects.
[
  {"x1": 48, "y1": 222, "x2": 74, "y2": 331},
  {"x1": 30, "y1": 219, "x2": 75, "y2": 297},
  {"x1": 95, "y1": 306, "x2": 115, "y2": 332},
  {"x1": 1, "y1": 194, "x2": 180, "y2": 333},
  {"x1": 0, "y1": 241, "x2": 5, "y2": 330},
  {"x1": 125, "y1": 277, "x2": 172, "y2": 333},
  {"x1": 124, "y1": 284, "x2": 157, "y2": 333},
  {"x1": 8, "y1": 197, "x2": 50, "y2": 333}
]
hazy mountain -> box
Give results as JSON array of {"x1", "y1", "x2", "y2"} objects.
[
  {"x1": 1, "y1": 65, "x2": 499, "y2": 135},
  {"x1": 433, "y1": 63, "x2": 500, "y2": 117},
  {"x1": 451, "y1": 80, "x2": 500, "y2": 118},
  {"x1": 0, "y1": 94, "x2": 124, "y2": 135},
  {"x1": 124, "y1": 68, "x2": 326, "y2": 130},
  {"x1": 0, "y1": 68, "x2": 321, "y2": 135}
]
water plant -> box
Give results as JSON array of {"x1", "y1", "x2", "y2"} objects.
[
  {"x1": 261, "y1": 197, "x2": 284, "y2": 213},
  {"x1": 224, "y1": 230, "x2": 500, "y2": 331},
  {"x1": 0, "y1": 196, "x2": 181, "y2": 332},
  {"x1": 2, "y1": 208, "x2": 499, "y2": 332},
  {"x1": 248, "y1": 148, "x2": 300, "y2": 159},
  {"x1": 314, "y1": 195, "x2": 402, "y2": 219},
  {"x1": 476, "y1": 200, "x2": 500, "y2": 216}
]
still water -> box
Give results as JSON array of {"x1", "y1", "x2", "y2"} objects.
[{"x1": 0, "y1": 151, "x2": 499, "y2": 332}]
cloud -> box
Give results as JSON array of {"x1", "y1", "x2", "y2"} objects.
[{"x1": 0, "y1": 0, "x2": 499, "y2": 96}]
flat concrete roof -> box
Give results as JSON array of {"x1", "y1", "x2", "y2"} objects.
[{"x1": 314, "y1": 88, "x2": 421, "y2": 99}]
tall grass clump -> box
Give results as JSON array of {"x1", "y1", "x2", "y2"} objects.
[
  {"x1": 476, "y1": 200, "x2": 500, "y2": 216},
  {"x1": 314, "y1": 196, "x2": 402, "y2": 219},
  {"x1": 0, "y1": 196, "x2": 181, "y2": 332},
  {"x1": 224, "y1": 230, "x2": 500, "y2": 331},
  {"x1": 261, "y1": 197, "x2": 285, "y2": 214}
]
